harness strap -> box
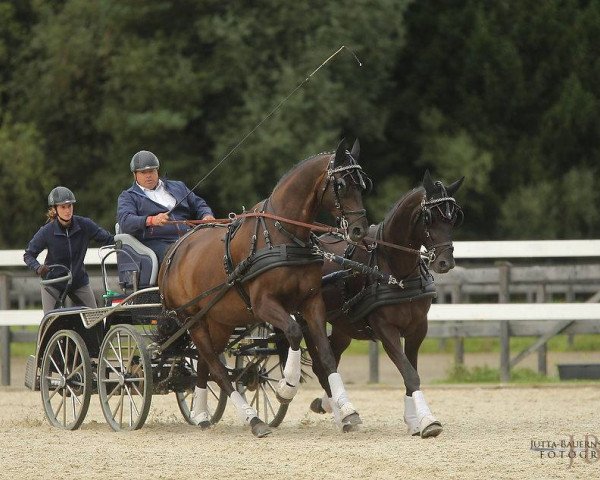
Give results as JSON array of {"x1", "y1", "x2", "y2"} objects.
[
  {"x1": 224, "y1": 220, "x2": 253, "y2": 310},
  {"x1": 157, "y1": 283, "x2": 232, "y2": 353}
]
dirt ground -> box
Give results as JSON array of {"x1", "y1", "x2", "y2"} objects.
[{"x1": 1, "y1": 354, "x2": 600, "y2": 479}]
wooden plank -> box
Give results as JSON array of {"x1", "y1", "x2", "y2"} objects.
[
  {"x1": 0, "y1": 310, "x2": 43, "y2": 326},
  {"x1": 435, "y1": 265, "x2": 600, "y2": 285},
  {"x1": 427, "y1": 320, "x2": 600, "y2": 337},
  {"x1": 427, "y1": 303, "x2": 600, "y2": 321},
  {"x1": 2, "y1": 240, "x2": 600, "y2": 268},
  {"x1": 0, "y1": 249, "x2": 117, "y2": 267},
  {"x1": 453, "y1": 240, "x2": 600, "y2": 258}
]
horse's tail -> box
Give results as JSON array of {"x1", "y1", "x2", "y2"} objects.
[{"x1": 153, "y1": 310, "x2": 191, "y2": 351}]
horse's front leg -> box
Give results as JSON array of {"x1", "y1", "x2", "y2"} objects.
[
  {"x1": 189, "y1": 321, "x2": 271, "y2": 438},
  {"x1": 300, "y1": 321, "x2": 353, "y2": 418},
  {"x1": 251, "y1": 295, "x2": 304, "y2": 405},
  {"x1": 301, "y1": 296, "x2": 362, "y2": 432},
  {"x1": 372, "y1": 313, "x2": 442, "y2": 438}
]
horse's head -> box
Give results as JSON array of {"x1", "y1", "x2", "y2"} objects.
[
  {"x1": 419, "y1": 170, "x2": 464, "y2": 273},
  {"x1": 321, "y1": 139, "x2": 371, "y2": 242}
]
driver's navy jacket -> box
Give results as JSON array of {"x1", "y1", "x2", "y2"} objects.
[
  {"x1": 116, "y1": 179, "x2": 213, "y2": 243},
  {"x1": 23, "y1": 216, "x2": 114, "y2": 292}
]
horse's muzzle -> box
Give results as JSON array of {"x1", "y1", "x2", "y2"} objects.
[
  {"x1": 432, "y1": 256, "x2": 455, "y2": 274},
  {"x1": 348, "y1": 218, "x2": 369, "y2": 243}
]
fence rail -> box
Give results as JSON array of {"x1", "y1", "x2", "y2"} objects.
[{"x1": 2, "y1": 240, "x2": 600, "y2": 386}]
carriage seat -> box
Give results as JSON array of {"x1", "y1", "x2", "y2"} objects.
[{"x1": 114, "y1": 224, "x2": 159, "y2": 289}]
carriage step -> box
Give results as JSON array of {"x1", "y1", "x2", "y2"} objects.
[{"x1": 24, "y1": 355, "x2": 39, "y2": 391}]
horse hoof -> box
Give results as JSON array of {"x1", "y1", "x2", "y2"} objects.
[
  {"x1": 198, "y1": 421, "x2": 211, "y2": 430},
  {"x1": 341, "y1": 412, "x2": 362, "y2": 427},
  {"x1": 250, "y1": 417, "x2": 272, "y2": 438},
  {"x1": 342, "y1": 422, "x2": 360, "y2": 433},
  {"x1": 421, "y1": 421, "x2": 443, "y2": 438},
  {"x1": 310, "y1": 398, "x2": 326, "y2": 414}
]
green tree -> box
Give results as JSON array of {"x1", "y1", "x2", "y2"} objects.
[{"x1": 0, "y1": 121, "x2": 55, "y2": 247}]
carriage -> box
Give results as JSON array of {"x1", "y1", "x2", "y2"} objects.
[
  {"x1": 24, "y1": 232, "x2": 291, "y2": 431},
  {"x1": 24, "y1": 141, "x2": 376, "y2": 437}
]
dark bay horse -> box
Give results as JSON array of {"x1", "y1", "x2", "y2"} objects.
[
  {"x1": 158, "y1": 140, "x2": 370, "y2": 437},
  {"x1": 305, "y1": 171, "x2": 463, "y2": 437}
]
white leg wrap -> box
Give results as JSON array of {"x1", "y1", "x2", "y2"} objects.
[
  {"x1": 328, "y1": 397, "x2": 343, "y2": 429},
  {"x1": 403, "y1": 395, "x2": 420, "y2": 436},
  {"x1": 230, "y1": 391, "x2": 257, "y2": 425},
  {"x1": 276, "y1": 348, "x2": 301, "y2": 401},
  {"x1": 190, "y1": 387, "x2": 210, "y2": 425},
  {"x1": 327, "y1": 372, "x2": 350, "y2": 408},
  {"x1": 283, "y1": 348, "x2": 302, "y2": 386},
  {"x1": 328, "y1": 372, "x2": 357, "y2": 422},
  {"x1": 412, "y1": 390, "x2": 439, "y2": 432}
]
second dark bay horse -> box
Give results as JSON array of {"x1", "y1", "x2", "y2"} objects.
[
  {"x1": 305, "y1": 171, "x2": 464, "y2": 437},
  {"x1": 158, "y1": 140, "x2": 370, "y2": 437}
]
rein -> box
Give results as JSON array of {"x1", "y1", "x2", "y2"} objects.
[{"x1": 166, "y1": 211, "x2": 350, "y2": 236}]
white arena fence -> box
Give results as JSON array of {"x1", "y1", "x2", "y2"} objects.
[{"x1": 1, "y1": 240, "x2": 600, "y2": 386}]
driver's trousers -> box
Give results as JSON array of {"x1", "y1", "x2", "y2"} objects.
[{"x1": 41, "y1": 283, "x2": 98, "y2": 313}]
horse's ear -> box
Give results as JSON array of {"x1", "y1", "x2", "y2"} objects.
[
  {"x1": 423, "y1": 170, "x2": 435, "y2": 195},
  {"x1": 334, "y1": 139, "x2": 347, "y2": 167},
  {"x1": 350, "y1": 138, "x2": 360, "y2": 159},
  {"x1": 446, "y1": 176, "x2": 465, "y2": 196}
]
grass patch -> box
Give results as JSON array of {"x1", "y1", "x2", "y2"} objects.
[{"x1": 440, "y1": 364, "x2": 557, "y2": 383}]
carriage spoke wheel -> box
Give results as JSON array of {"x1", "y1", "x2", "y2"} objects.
[
  {"x1": 235, "y1": 353, "x2": 288, "y2": 427},
  {"x1": 41, "y1": 330, "x2": 92, "y2": 430},
  {"x1": 175, "y1": 353, "x2": 228, "y2": 425},
  {"x1": 97, "y1": 325, "x2": 152, "y2": 431}
]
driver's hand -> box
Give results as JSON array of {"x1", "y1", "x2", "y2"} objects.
[
  {"x1": 148, "y1": 212, "x2": 170, "y2": 226},
  {"x1": 37, "y1": 265, "x2": 50, "y2": 277},
  {"x1": 202, "y1": 214, "x2": 216, "y2": 221}
]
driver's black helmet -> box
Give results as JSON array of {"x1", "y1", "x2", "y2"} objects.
[
  {"x1": 48, "y1": 186, "x2": 76, "y2": 207},
  {"x1": 130, "y1": 150, "x2": 160, "y2": 172}
]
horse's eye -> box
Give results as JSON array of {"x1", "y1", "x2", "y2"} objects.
[{"x1": 335, "y1": 177, "x2": 347, "y2": 196}]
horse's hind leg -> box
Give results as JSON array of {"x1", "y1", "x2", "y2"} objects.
[
  {"x1": 252, "y1": 295, "x2": 304, "y2": 405},
  {"x1": 190, "y1": 358, "x2": 212, "y2": 429},
  {"x1": 301, "y1": 298, "x2": 361, "y2": 432},
  {"x1": 190, "y1": 322, "x2": 271, "y2": 438}
]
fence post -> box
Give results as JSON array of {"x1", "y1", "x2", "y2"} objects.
[
  {"x1": 437, "y1": 286, "x2": 447, "y2": 351},
  {"x1": 368, "y1": 341, "x2": 379, "y2": 383},
  {"x1": 536, "y1": 283, "x2": 548, "y2": 375},
  {"x1": 566, "y1": 286, "x2": 575, "y2": 347},
  {"x1": 451, "y1": 284, "x2": 464, "y2": 366},
  {"x1": 0, "y1": 273, "x2": 10, "y2": 386},
  {"x1": 498, "y1": 262, "x2": 511, "y2": 382}
]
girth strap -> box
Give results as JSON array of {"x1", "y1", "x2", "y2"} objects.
[{"x1": 343, "y1": 274, "x2": 436, "y2": 323}]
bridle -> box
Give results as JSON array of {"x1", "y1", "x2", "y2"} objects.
[
  {"x1": 420, "y1": 183, "x2": 463, "y2": 264},
  {"x1": 319, "y1": 151, "x2": 371, "y2": 241}
]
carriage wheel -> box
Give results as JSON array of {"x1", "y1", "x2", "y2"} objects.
[
  {"x1": 234, "y1": 352, "x2": 288, "y2": 427},
  {"x1": 40, "y1": 330, "x2": 92, "y2": 430},
  {"x1": 97, "y1": 325, "x2": 153, "y2": 431},
  {"x1": 175, "y1": 353, "x2": 228, "y2": 425}
]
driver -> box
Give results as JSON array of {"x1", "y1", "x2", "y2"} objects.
[
  {"x1": 23, "y1": 187, "x2": 114, "y2": 313},
  {"x1": 116, "y1": 150, "x2": 215, "y2": 264}
]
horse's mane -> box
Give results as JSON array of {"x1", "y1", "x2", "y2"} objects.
[
  {"x1": 382, "y1": 186, "x2": 424, "y2": 225},
  {"x1": 273, "y1": 151, "x2": 332, "y2": 189}
]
